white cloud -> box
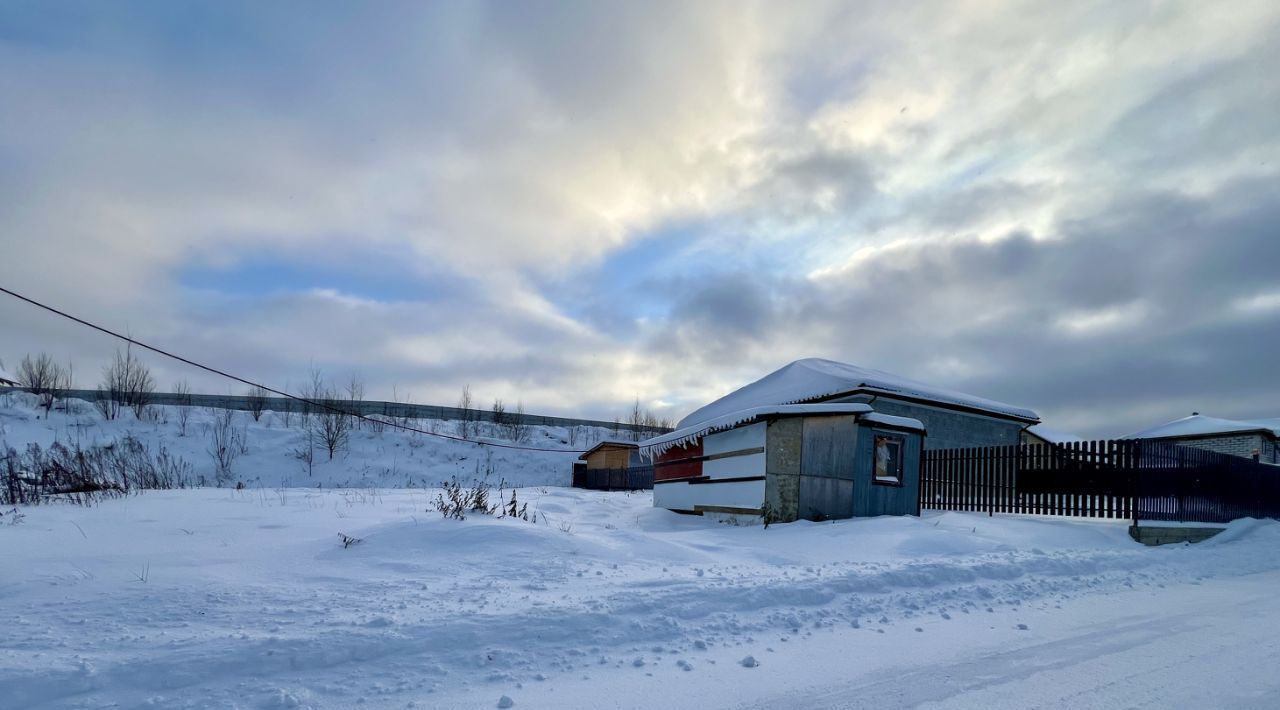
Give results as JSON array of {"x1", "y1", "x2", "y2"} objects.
[{"x1": 2, "y1": 0, "x2": 1279, "y2": 431}]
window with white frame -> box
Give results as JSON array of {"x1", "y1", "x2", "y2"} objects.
[{"x1": 872, "y1": 432, "x2": 904, "y2": 485}]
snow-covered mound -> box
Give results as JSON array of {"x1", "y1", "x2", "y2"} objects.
[{"x1": 677, "y1": 358, "x2": 1039, "y2": 428}]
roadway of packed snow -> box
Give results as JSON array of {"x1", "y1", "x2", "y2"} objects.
[{"x1": 4, "y1": 395, "x2": 1280, "y2": 708}]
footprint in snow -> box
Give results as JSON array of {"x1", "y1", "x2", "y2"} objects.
[
  {"x1": 740, "y1": 655, "x2": 759, "y2": 668},
  {"x1": 497, "y1": 696, "x2": 515, "y2": 709}
]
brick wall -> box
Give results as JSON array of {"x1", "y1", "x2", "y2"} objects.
[{"x1": 1160, "y1": 433, "x2": 1274, "y2": 462}]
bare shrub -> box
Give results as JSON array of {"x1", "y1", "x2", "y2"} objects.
[
  {"x1": 245, "y1": 385, "x2": 269, "y2": 422},
  {"x1": 207, "y1": 408, "x2": 245, "y2": 483},
  {"x1": 173, "y1": 380, "x2": 194, "y2": 436},
  {"x1": 2, "y1": 437, "x2": 192, "y2": 506},
  {"x1": 507, "y1": 400, "x2": 529, "y2": 443},
  {"x1": 432, "y1": 478, "x2": 498, "y2": 520},
  {"x1": 279, "y1": 379, "x2": 294, "y2": 429},
  {"x1": 389, "y1": 386, "x2": 415, "y2": 429},
  {"x1": 345, "y1": 373, "x2": 365, "y2": 431},
  {"x1": 491, "y1": 398, "x2": 506, "y2": 438},
  {"x1": 502, "y1": 489, "x2": 529, "y2": 521},
  {"x1": 97, "y1": 346, "x2": 155, "y2": 420},
  {"x1": 457, "y1": 384, "x2": 475, "y2": 439},
  {"x1": 16, "y1": 353, "x2": 73, "y2": 417},
  {"x1": 302, "y1": 368, "x2": 351, "y2": 460}
]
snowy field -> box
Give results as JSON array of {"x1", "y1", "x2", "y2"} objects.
[
  {"x1": 0, "y1": 391, "x2": 601, "y2": 490},
  {"x1": 4, "y1": 396, "x2": 1280, "y2": 708}
]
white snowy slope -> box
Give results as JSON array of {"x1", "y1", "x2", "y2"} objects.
[
  {"x1": 0, "y1": 391, "x2": 605, "y2": 489},
  {"x1": 678, "y1": 358, "x2": 1039, "y2": 429}
]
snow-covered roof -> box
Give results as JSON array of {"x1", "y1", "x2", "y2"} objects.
[
  {"x1": 586, "y1": 438, "x2": 639, "y2": 449},
  {"x1": 640, "y1": 403, "x2": 925, "y2": 459},
  {"x1": 1026, "y1": 424, "x2": 1085, "y2": 445},
  {"x1": 861, "y1": 412, "x2": 928, "y2": 431},
  {"x1": 578, "y1": 439, "x2": 640, "y2": 460},
  {"x1": 677, "y1": 358, "x2": 1038, "y2": 429},
  {"x1": 0, "y1": 366, "x2": 17, "y2": 385},
  {"x1": 1249, "y1": 417, "x2": 1280, "y2": 432},
  {"x1": 1122, "y1": 414, "x2": 1280, "y2": 440}
]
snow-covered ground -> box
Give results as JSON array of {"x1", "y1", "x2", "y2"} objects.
[
  {"x1": 0, "y1": 391, "x2": 606, "y2": 489},
  {"x1": 3, "y1": 395, "x2": 1280, "y2": 709}
]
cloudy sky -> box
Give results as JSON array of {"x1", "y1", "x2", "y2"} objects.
[{"x1": 2, "y1": 0, "x2": 1278, "y2": 435}]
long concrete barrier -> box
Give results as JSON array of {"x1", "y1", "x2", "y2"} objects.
[{"x1": 0, "y1": 387, "x2": 669, "y2": 435}]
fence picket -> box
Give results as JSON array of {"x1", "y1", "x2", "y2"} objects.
[{"x1": 920, "y1": 438, "x2": 1280, "y2": 525}]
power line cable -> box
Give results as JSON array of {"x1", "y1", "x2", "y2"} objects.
[{"x1": 0, "y1": 284, "x2": 596, "y2": 453}]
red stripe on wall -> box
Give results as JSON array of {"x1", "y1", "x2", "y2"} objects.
[{"x1": 654, "y1": 440, "x2": 703, "y2": 481}]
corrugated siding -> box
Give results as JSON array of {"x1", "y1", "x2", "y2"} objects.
[
  {"x1": 654, "y1": 479, "x2": 766, "y2": 513},
  {"x1": 704, "y1": 423, "x2": 766, "y2": 479},
  {"x1": 851, "y1": 427, "x2": 922, "y2": 517},
  {"x1": 583, "y1": 448, "x2": 633, "y2": 470},
  {"x1": 797, "y1": 415, "x2": 859, "y2": 520},
  {"x1": 653, "y1": 440, "x2": 702, "y2": 481}
]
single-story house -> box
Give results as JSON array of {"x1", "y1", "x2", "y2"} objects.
[
  {"x1": 641, "y1": 403, "x2": 925, "y2": 523},
  {"x1": 675, "y1": 358, "x2": 1039, "y2": 451},
  {"x1": 578, "y1": 439, "x2": 643, "y2": 470},
  {"x1": 0, "y1": 364, "x2": 18, "y2": 387},
  {"x1": 573, "y1": 440, "x2": 649, "y2": 490},
  {"x1": 1123, "y1": 413, "x2": 1280, "y2": 465}
]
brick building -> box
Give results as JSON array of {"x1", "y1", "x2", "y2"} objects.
[{"x1": 1123, "y1": 414, "x2": 1280, "y2": 465}]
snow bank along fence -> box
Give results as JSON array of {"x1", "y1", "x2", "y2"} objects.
[
  {"x1": 921, "y1": 439, "x2": 1280, "y2": 524},
  {"x1": 571, "y1": 465, "x2": 655, "y2": 491},
  {"x1": 0, "y1": 386, "x2": 664, "y2": 436}
]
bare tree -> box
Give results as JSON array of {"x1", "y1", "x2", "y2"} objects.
[
  {"x1": 303, "y1": 368, "x2": 350, "y2": 460},
  {"x1": 97, "y1": 347, "x2": 155, "y2": 420},
  {"x1": 389, "y1": 385, "x2": 414, "y2": 429},
  {"x1": 174, "y1": 380, "x2": 194, "y2": 436},
  {"x1": 279, "y1": 378, "x2": 294, "y2": 429},
  {"x1": 458, "y1": 384, "x2": 475, "y2": 439},
  {"x1": 16, "y1": 353, "x2": 73, "y2": 416},
  {"x1": 508, "y1": 400, "x2": 529, "y2": 443},
  {"x1": 207, "y1": 407, "x2": 244, "y2": 483},
  {"x1": 245, "y1": 385, "x2": 269, "y2": 422},
  {"x1": 106, "y1": 346, "x2": 154, "y2": 420},
  {"x1": 345, "y1": 373, "x2": 365, "y2": 430},
  {"x1": 491, "y1": 398, "x2": 506, "y2": 438},
  {"x1": 629, "y1": 397, "x2": 644, "y2": 441}
]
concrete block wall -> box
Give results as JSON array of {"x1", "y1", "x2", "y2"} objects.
[
  {"x1": 827, "y1": 394, "x2": 1028, "y2": 450},
  {"x1": 0, "y1": 386, "x2": 664, "y2": 436}
]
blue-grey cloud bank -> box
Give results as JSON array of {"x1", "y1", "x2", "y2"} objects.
[{"x1": 2, "y1": 0, "x2": 1278, "y2": 436}]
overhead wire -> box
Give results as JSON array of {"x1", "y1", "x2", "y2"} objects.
[{"x1": 0, "y1": 284, "x2": 594, "y2": 453}]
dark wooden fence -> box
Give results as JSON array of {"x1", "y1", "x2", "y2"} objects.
[
  {"x1": 922, "y1": 440, "x2": 1280, "y2": 524},
  {"x1": 572, "y1": 465, "x2": 655, "y2": 491}
]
